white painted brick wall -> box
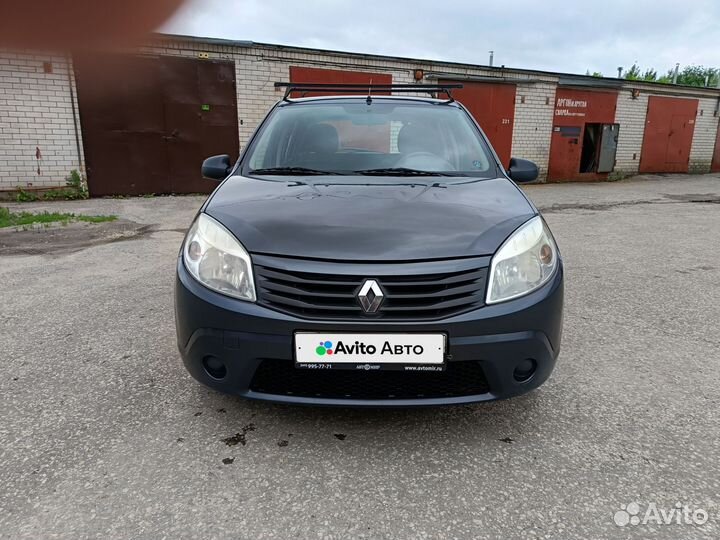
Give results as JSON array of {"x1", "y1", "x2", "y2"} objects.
[
  {"x1": 614, "y1": 89, "x2": 647, "y2": 176},
  {"x1": 689, "y1": 97, "x2": 720, "y2": 173},
  {"x1": 0, "y1": 50, "x2": 83, "y2": 191},
  {"x1": 511, "y1": 83, "x2": 556, "y2": 181}
]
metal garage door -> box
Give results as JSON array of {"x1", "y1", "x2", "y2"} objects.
[
  {"x1": 74, "y1": 54, "x2": 239, "y2": 196},
  {"x1": 439, "y1": 80, "x2": 516, "y2": 168},
  {"x1": 639, "y1": 96, "x2": 698, "y2": 174}
]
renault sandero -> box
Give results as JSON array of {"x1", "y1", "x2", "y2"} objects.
[{"x1": 174, "y1": 83, "x2": 564, "y2": 406}]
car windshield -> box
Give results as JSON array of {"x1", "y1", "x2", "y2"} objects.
[{"x1": 243, "y1": 101, "x2": 498, "y2": 178}]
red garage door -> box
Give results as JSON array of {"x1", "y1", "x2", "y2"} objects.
[
  {"x1": 289, "y1": 66, "x2": 392, "y2": 96},
  {"x1": 439, "y1": 80, "x2": 516, "y2": 168},
  {"x1": 639, "y1": 96, "x2": 698, "y2": 173}
]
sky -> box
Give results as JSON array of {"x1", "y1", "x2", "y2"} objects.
[{"x1": 163, "y1": 0, "x2": 720, "y2": 77}]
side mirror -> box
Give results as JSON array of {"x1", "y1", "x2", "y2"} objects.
[
  {"x1": 507, "y1": 158, "x2": 539, "y2": 183},
  {"x1": 201, "y1": 154, "x2": 232, "y2": 181}
]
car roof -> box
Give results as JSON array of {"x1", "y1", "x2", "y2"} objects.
[{"x1": 278, "y1": 95, "x2": 461, "y2": 107}]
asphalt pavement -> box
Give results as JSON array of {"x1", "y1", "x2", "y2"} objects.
[{"x1": 1, "y1": 173, "x2": 719, "y2": 539}]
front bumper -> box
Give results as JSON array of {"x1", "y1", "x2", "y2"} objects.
[{"x1": 175, "y1": 259, "x2": 564, "y2": 407}]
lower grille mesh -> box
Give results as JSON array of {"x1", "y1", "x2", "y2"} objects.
[{"x1": 249, "y1": 360, "x2": 489, "y2": 400}]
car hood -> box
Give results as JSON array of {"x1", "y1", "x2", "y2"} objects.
[{"x1": 205, "y1": 175, "x2": 536, "y2": 261}]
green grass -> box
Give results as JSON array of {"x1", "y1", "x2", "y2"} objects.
[{"x1": 0, "y1": 207, "x2": 117, "y2": 229}]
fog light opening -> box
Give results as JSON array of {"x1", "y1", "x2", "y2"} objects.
[
  {"x1": 202, "y1": 355, "x2": 227, "y2": 380},
  {"x1": 513, "y1": 359, "x2": 537, "y2": 383}
]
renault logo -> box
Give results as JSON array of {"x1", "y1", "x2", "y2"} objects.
[{"x1": 357, "y1": 279, "x2": 384, "y2": 313}]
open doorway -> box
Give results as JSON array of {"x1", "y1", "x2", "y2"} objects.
[
  {"x1": 578, "y1": 123, "x2": 619, "y2": 174},
  {"x1": 580, "y1": 123, "x2": 602, "y2": 172}
]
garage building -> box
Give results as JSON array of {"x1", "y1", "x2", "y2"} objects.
[{"x1": 1, "y1": 34, "x2": 720, "y2": 196}]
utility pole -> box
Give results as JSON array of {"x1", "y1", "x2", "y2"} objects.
[
  {"x1": 489, "y1": 51, "x2": 494, "y2": 67},
  {"x1": 672, "y1": 63, "x2": 680, "y2": 84}
]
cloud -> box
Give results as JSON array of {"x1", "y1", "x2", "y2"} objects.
[{"x1": 163, "y1": 0, "x2": 720, "y2": 76}]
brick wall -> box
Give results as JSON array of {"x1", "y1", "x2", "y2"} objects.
[
  {"x1": 689, "y1": 97, "x2": 720, "y2": 173},
  {"x1": 511, "y1": 83, "x2": 556, "y2": 181},
  {"x1": 614, "y1": 89, "x2": 647, "y2": 177},
  {"x1": 0, "y1": 50, "x2": 83, "y2": 191}
]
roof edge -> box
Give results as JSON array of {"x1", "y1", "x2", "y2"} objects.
[{"x1": 152, "y1": 32, "x2": 720, "y2": 95}]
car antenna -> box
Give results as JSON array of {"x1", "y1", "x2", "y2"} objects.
[{"x1": 366, "y1": 78, "x2": 373, "y2": 105}]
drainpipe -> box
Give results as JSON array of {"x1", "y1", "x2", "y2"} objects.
[{"x1": 65, "y1": 52, "x2": 85, "y2": 187}]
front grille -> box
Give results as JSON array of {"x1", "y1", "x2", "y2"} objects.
[
  {"x1": 250, "y1": 360, "x2": 489, "y2": 400},
  {"x1": 254, "y1": 256, "x2": 488, "y2": 320}
]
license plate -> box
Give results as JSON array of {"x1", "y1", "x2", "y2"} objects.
[{"x1": 295, "y1": 333, "x2": 446, "y2": 371}]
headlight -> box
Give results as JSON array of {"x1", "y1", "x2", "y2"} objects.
[
  {"x1": 486, "y1": 216, "x2": 558, "y2": 304},
  {"x1": 182, "y1": 213, "x2": 256, "y2": 301}
]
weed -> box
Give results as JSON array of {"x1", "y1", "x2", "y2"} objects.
[
  {"x1": 13, "y1": 169, "x2": 89, "y2": 202},
  {"x1": 0, "y1": 207, "x2": 117, "y2": 229},
  {"x1": 607, "y1": 171, "x2": 627, "y2": 182},
  {"x1": 62, "y1": 170, "x2": 89, "y2": 200},
  {"x1": 15, "y1": 188, "x2": 39, "y2": 202}
]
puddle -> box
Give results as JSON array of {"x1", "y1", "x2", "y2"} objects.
[{"x1": 0, "y1": 219, "x2": 154, "y2": 256}]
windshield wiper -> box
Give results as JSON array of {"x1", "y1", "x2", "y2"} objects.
[
  {"x1": 354, "y1": 167, "x2": 461, "y2": 177},
  {"x1": 250, "y1": 167, "x2": 342, "y2": 176}
]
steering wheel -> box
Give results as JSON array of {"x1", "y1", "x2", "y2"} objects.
[{"x1": 395, "y1": 152, "x2": 455, "y2": 171}]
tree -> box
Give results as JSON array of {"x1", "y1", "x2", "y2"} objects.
[
  {"x1": 677, "y1": 65, "x2": 718, "y2": 86},
  {"x1": 585, "y1": 70, "x2": 603, "y2": 78},
  {"x1": 662, "y1": 65, "x2": 718, "y2": 86},
  {"x1": 623, "y1": 64, "x2": 659, "y2": 82},
  {"x1": 641, "y1": 68, "x2": 657, "y2": 82},
  {"x1": 584, "y1": 64, "x2": 718, "y2": 86},
  {"x1": 624, "y1": 63, "x2": 641, "y2": 80}
]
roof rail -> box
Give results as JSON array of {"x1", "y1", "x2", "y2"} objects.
[{"x1": 273, "y1": 82, "x2": 464, "y2": 102}]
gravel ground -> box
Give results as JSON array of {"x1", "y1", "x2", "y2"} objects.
[{"x1": 1, "y1": 173, "x2": 719, "y2": 539}]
